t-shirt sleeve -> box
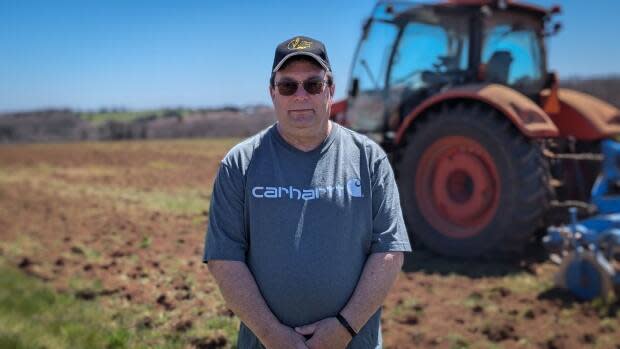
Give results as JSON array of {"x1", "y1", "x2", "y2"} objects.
[
  {"x1": 202, "y1": 162, "x2": 247, "y2": 263},
  {"x1": 370, "y1": 156, "x2": 412, "y2": 253}
]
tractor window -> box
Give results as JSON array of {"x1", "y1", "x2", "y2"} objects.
[
  {"x1": 389, "y1": 22, "x2": 469, "y2": 90},
  {"x1": 346, "y1": 19, "x2": 399, "y2": 132},
  {"x1": 482, "y1": 24, "x2": 544, "y2": 90},
  {"x1": 350, "y1": 20, "x2": 399, "y2": 92}
]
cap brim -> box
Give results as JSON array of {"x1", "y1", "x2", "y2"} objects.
[{"x1": 272, "y1": 51, "x2": 330, "y2": 73}]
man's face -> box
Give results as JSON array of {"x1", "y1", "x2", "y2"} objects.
[{"x1": 269, "y1": 59, "x2": 335, "y2": 135}]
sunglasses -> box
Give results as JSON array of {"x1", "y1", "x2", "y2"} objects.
[{"x1": 275, "y1": 77, "x2": 328, "y2": 96}]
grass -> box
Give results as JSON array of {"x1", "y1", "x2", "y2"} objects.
[
  {"x1": 1, "y1": 234, "x2": 43, "y2": 259},
  {"x1": 462, "y1": 291, "x2": 484, "y2": 309},
  {"x1": 140, "y1": 235, "x2": 153, "y2": 249},
  {"x1": 148, "y1": 160, "x2": 178, "y2": 170},
  {"x1": 591, "y1": 294, "x2": 619, "y2": 317},
  {"x1": 0, "y1": 259, "x2": 133, "y2": 349},
  {"x1": 65, "y1": 244, "x2": 104, "y2": 264},
  {"x1": 68, "y1": 276, "x2": 104, "y2": 293},
  {"x1": 0, "y1": 168, "x2": 211, "y2": 216},
  {"x1": 188, "y1": 315, "x2": 239, "y2": 345},
  {"x1": 389, "y1": 298, "x2": 422, "y2": 318},
  {"x1": 0, "y1": 258, "x2": 238, "y2": 349},
  {"x1": 486, "y1": 343, "x2": 505, "y2": 349},
  {"x1": 78, "y1": 110, "x2": 190, "y2": 125},
  {"x1": 79, "y1": 110, "x2": 154, "y2": 124},
  {"x1": 446, "y1": 333, "x2": 470, "y2": 349},
  {"x1": 497, "y1": 272, "x2": 554, "y2": 294}
]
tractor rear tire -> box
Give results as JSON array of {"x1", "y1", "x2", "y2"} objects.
[{"x1": 397, "y1": 103, "x2": 552, "y2": 258}]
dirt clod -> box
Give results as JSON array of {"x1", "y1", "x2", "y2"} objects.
[
  {"x1": 397, "y1": 314, "x2": 419, "y2": 325},
  {"x1": 174, "y1": 320, "x2": 193, "y2": 333},
  {"x1": 137, "y1": 316, "x2": 154, "y2": 330},
  {"x1": 18, "y1": 257, "x2": 33, "y2": 269},
  {"x1": 75, "y1": 289, "x2": 97, "y2": 300},
  {"x1": 189, "y1": 335, "x2": 228, "y2": 349},
  {"x1": 156, "y1": 294, "x2": 175, "y2": 311},
  {"x1": 581, "y1": 333, "x2": 596, "y2": 344},
  {"x1": 70, "y1": 246, "x2": 84, "y2": 255},
  {"x1": 482, "y1": 323, "x2": 517, "y2": 342}
]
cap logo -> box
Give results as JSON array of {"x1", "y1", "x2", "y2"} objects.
[{"x1": 287, "y1": 37, "x2": 313, "y2": 50}]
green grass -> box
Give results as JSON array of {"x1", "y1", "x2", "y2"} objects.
[
  {"x1": 140, "y1": 235, "x2": 153, "y2": 249},
  {"x1": 461, "y1": 291, "x2": 484, "y2": 309},
  {"x1": 0, "y1": 168, "x2": 211, "y2": 216},
  {"x1": 187, "y1": 315, "x2": 239, "y2": 346},
  {"x1": 78, "y1": 109, "x2": 190, "y2": 125},
  {"x1": 497, "y1": 272, "x2": 554, "y2": 294},
  {"x1": 389, "y1": 298, "x2": 422, "y2": 318},
  {"x1": 79, "y1": 110, "x2": 152, "y2": 124},
  {"x1": 447, "y1": 333, "x2": 470, "y2": 349},
  {"x1": 0, "y1": 258, "x2": 238, "y2": 348},
  {"x1": 591, "y1": 294, "x2": 619, "y2": 317},
  {"x1": 0, "y1": 259, "x2": 133, "y2": 349},
  {"x1": 1, "y1": 234, "x2": 43, "y2": 260}
]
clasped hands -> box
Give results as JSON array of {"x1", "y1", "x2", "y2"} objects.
[{"x1": 267, "y1": 317, "x2": 353, "y2": 349}]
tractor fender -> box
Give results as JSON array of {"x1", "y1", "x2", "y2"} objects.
[
  {"x1": 329, "y1": 99, "x2": 348, "y2": 125},
  {"x1": 541, "y1": 88, "x2": 620, "y2": 140},
  {"x1": 395, "y1": 83, "x2": 559, "y2": 145}
]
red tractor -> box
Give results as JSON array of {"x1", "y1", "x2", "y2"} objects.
[{"x1": 331, "y1": 0, "x2": 620, "y2": 258}]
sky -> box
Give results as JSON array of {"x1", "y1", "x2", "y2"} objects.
[{"x1": 0, "y1": 0, "x2": 619, "y2": 112}]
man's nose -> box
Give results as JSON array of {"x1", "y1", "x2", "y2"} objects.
[{"x1": 293, "y1": 82, "x2": 310, "y2": 99}]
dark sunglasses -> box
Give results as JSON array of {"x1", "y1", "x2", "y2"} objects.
[{"x1": 275, "y1": 77, "x2": 328, "y2": 96}]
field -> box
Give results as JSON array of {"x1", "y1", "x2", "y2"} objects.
[{"x1": 0, "y1": 139, "x2": 618, "y2": 349}]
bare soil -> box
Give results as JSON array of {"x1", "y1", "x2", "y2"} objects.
[{"x1": 0, "y1": 139, "x2": 618, "y2": 349}]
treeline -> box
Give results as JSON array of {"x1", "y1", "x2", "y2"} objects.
[
  {"x1": 1, "y1": 75, "x2": 619, "y2": 144},
  {"x1": 561, "y1": 75, "x2": 620, "y2": 108},
  {"x1": 0, "y1": 107, "x2": 275, "y2": 144}
]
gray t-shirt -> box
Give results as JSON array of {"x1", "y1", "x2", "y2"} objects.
[{"x1": 203, "y1": 122, "x2": 411, "y2": 349}]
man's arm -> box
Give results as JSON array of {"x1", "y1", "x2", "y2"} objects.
[
  {"x1": 295, "y1": 251, "x2": 404, "y2": 348},
  {"x1": 339, "y1": 154, "x2": 409, "y2": 331},
  {"x1": 340, "y1": 251, "x2": 404, "y2": 331},
  {"x1": 209, "y1": 260, "x2": 308, "y2": 349}
]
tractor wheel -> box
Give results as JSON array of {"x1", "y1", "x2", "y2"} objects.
[{"x1": 397, "y1": 103, "x2": 552, "y2": 258}]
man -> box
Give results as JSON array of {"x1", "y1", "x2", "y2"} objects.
[{"x1": 203, "y1": 35, "x2": 411, "y2": 349}]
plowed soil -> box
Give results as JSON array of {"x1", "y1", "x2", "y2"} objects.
[{"x1": 0, "y1": 139, "x2": 618, "y2": 349}]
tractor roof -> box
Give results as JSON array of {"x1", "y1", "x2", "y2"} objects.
[
  {"x1": 440, "y1": 0, "x2": 549, "y2": 16},
  {"x1": 377, "y1": 1, "x2": 554, "y2": 20}
]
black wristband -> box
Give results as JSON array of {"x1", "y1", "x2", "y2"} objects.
[{"x1": 336, "y1": 313, "x2": 357, "y2": 338}]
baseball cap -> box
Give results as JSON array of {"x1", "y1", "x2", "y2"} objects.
[{"x1": 272, "y1": 36, "x2": 332, "y2": 73}]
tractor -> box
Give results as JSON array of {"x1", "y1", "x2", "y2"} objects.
[{"x1": 331, "y1": 0, "x2": 620, "y2": 258}]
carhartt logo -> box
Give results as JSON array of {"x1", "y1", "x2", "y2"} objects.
[
  {"x1": 252, "y1": 179, "x2": 362, "y2": 201},
  {"x1": 287, "y1": 37, "x2": 313, "y2": 50},
  {"x1": 347, "y1": 179, "x2": 363, "y2": 198}
]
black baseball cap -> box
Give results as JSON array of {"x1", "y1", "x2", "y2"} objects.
[{"x1": 272, "y1": 36, "x2": 332, "y2": 73}]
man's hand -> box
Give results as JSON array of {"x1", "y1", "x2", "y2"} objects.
[
  {"x1": 262, "y1": 324, "x2": 309, "y2": 349},
  {"x1": 295, "y1": 317, "x2": 352, "y2": 349}
]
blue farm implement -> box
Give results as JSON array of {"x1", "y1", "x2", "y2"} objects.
[{"x1": 544, "y1": 140, "x2": 620, "y2": 301}]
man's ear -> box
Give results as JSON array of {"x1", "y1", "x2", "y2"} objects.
[
  {"x1": 269, "y1": 85, "x2": 276, "y2": 103},
  {"x1": 329, "y1": 82, "x2": 335, "y2": 97}
]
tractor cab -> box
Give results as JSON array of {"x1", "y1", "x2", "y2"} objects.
[{"x1": 345, "y1": 1, "x2": 554, "y2": 142}]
